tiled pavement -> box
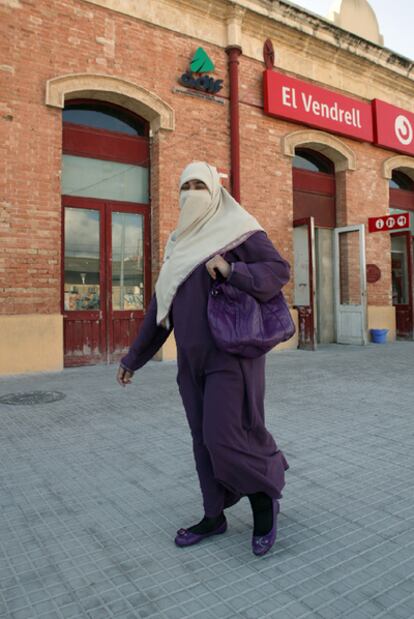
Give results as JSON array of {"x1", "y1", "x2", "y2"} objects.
[{"x1": 0, "y1": 342, "x2": 413, "y2": 619}]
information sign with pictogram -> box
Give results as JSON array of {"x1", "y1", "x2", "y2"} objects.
[{"x1": 368, "y1": 212, "x2": 411, "y2": 233}]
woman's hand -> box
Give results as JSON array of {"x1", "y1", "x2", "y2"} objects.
[
  {"x1": 117, "y1": 366, "x2": 134, "y2": 387},
  {"x1": 205, "y1": 255, "x2": 231, "y2": 279}
]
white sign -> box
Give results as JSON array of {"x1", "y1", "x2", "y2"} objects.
[{"x1": 394, "y1": 115, "x2": 413, "y2": 146}]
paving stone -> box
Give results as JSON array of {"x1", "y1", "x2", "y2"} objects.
[{"x1": 1, "y1": 343, "x2": 413, "y2": 619}]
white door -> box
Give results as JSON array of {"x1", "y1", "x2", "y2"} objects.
[{"x1": 334, "y1": 224, "x2": 367, "y2": 345}]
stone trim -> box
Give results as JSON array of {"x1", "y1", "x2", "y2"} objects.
[
  {"x1": 382, "y1": 154, "x2": 414, "y2": 181},
  {"x1": 282, "y1": 129, "x2": 356, "y2": 172},
  {"x1": 45, "y1": 73, "x2": 175, "y2": 132},
  {"x1": 226, "y1": 5, "x2": 245, "y2": 48},
  {"x1": 81, "y1": 0, "x2": 414, "y2": 90}
]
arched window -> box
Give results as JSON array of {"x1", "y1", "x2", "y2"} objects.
[
  {"x1": 389, "y1": 169, "x2": 414, "y2": 237},
  {"x1": 63, "y1": 101, "x2": 148, "y2": 136},
  {"x1": 293, "y1": 148, "x2": 334, "y2": 174},
  {"x1": 61, "y1": 100, "x2": 151, "y2": 367},
  {"x1": 389, "y1": 170, "x2": 414, "y2": 190},
  {"x1": 61, "y1": 98, "x2": 149, "y2": 201}
]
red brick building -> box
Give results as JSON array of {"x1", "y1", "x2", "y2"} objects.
[{"x1": 1, "y1": 0, "x2": 413, "y2": 375}]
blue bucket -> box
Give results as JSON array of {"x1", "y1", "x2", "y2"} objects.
[{"x1": 370, "y1": 328, "x2": 388, "y2": 343}]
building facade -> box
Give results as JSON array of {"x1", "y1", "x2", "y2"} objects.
[{"x1": 1, "y1": 0, "x2": 414, "y2": 375}]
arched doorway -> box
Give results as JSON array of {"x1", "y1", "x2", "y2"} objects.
[
  {"x1": 284, "y1": 130, "x2": 367, "y2": 349},
  {"x1": 292, "y1": 148, "x2": 336, "y2": 349},
  {"x1": 389, "y1": 169, "x2": 414, "y2": 339},
  {"x1": 61, "y1": 100, "x2": 151, "y2": 366}
]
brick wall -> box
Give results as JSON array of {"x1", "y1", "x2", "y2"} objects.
[
  {"x1": 238, "y1": 52, "x2": 394, "y2": 307},
  {"x1": 0, "y1": 0, "x2": 231, "y2": 315},
  {"x1": 1, "y1": 0, "x2": 397, "y2": 319}
]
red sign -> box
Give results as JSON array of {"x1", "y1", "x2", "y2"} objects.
[
  {"x1": 366, "y1": 264, "x2": 381, "y2": 283},
  {"x1": 373, "y1": 99, "x2": 414, "y2": 156},
  {"x1": 263, "y1": 69, "x2": 374, "y2": 142},
  {"x1": 368, "y1": 212, "x2": 411, "y2": 233}
]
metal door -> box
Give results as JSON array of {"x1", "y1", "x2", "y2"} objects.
[
  {"x1": 333, "y1": 224, "x2": 367, "y2": 345},
  {"x1": 391, "y1": 230, "x2": 414, "y2": 339},
  {"x1": 293, "y1": 217, "x2": 317, "y2": 350}
]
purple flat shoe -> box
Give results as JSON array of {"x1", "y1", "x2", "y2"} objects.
[
  {"x1": 174, "y1": 517, "x2": 227, "y2": 547},
  {"x1": 251, "y1": 498, "x2": 280, "y2": 556}
]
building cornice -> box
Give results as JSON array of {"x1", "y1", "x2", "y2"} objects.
[
  {"x1": 238, "y1": 0, "x2": 413, "y2": 74},
  {"x1": 241, "y1": 14, "x2": 414, "y2": 104},
  {"x1": 81, "y1": 0, "x2": 414, "y2": 102}
]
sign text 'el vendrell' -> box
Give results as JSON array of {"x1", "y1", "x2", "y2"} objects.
[{"x1": 263, "y1": 69, "x2": 374, "y2": 142}]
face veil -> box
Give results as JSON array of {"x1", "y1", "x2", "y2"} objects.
[{"x1": 174, "y1": 189, "x2": 212, "y2": 241}]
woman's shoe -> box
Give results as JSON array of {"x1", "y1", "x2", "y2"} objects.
[
  {"x1": 174, "y1": 517, "x2": 227, "y2": 547},
  {"x1": 251, "y1": 498, "x2": 279, "y2": 556}
]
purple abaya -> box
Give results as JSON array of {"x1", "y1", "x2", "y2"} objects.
[{"x1": 121, "y1": 231, "x2": 290, "y2": 517}]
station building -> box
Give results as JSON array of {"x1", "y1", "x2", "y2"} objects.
[{"x1": 1, "y1": 0, "x2": 414, "y2": 375}]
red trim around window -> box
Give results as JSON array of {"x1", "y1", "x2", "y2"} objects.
[
  {"x1": 389, "y1": 187, "x2": 414, "y2": 211},
  {"x1": 292, "y1": 168, "x2": 336, "y2": 228},
  {"x1": 292, "y1": 168, "x2": 335, "y2": 195},
  {"x1": 63, "y1": 123, "x2": 149, "y2": 166},
  {"x1": 62, "y1": 97, "x2": 149, "y2": 166}
]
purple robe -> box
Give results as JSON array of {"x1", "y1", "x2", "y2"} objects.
[{"x1": 121, "y1": 231, "x2": 290, "y2": 517}]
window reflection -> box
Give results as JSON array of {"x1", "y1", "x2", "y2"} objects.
[
  {"x1": 61, "y1": 155, "x2": 149, "y2": 203},
  {"x1": 112, "y1": 212, "x2": 144, "y2": 310},
  {"x1": 389, "y1": 170, "x2": 414, "y2": 190},
  {"x1": 293, "y1": 148, "x2": 334, "y2": 174},
  {"x1": 64, "y1": 208, "x2": 100, "y2": 311},
  {"x1": 63, "y1": 103, "x2": 146, "y2": 136}
]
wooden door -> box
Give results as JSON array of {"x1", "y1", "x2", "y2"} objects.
[
  {"x1": 62, "y1": 198, "x2": 150, "y2": 366},
  {"x1": 106, "y1": 200, "x2": 151, "y2": 364},
  {"x1": 391, "y1": 231, "x2": 414, "y2": 339},
  {"x1": 62, "y1": 197, "x2": 106, "y2": 366}
]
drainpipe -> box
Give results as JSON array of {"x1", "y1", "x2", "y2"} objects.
[{"x1": 225, "y1": 45, "x2": 242, "y2": 202}]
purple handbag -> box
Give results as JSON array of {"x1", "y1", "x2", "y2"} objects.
[{"x1": 207, "y1": 278, "x2": 296, "y2": 359}]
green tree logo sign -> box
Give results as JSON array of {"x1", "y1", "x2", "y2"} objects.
[
  {"x1": 179, "y1": 47, "x2": 223, "y2": 95},
  {"x1": 190, "y1": 47, "x2": 215, "y2": 73}
]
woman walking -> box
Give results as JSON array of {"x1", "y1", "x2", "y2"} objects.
[{"x1": 116, "y1": 161, "x2": 290, "y2": 556}]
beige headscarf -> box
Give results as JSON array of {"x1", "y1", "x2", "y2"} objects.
[{"x1": 155, "y1": 161, "x2": 264, "y2": 328}]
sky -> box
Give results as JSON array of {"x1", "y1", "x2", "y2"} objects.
[{"x1": 288, "y1": 0, "x2": 414, "y2": 61}]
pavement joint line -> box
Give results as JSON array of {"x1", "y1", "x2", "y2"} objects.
[
  {"x1": 308, "y1": 568, "x2": 414, "y2": 619},
  {"x1": 187, "y1": 527, "x2": 414, "y2": 607},
  {"x1": 278, "y1": 496, "x2": 414, "y2": 533},
  {"x1": 253, "y1": 535, "x2": 414, "y2": 586},
  {"x1": 254, "y1": 514, "x2": 414, "y2": 569},
  {"x1": 50, "y1": 489, "x2": 414, "y2": 565},
  {"x1": 372, "y1": 593, "x2": 414, "y2": 619},
  {"x1": 3, "y1": 506, "x2": 413, "y2": 597},
  {"x1": 272, "y1": 540, "x2": 414, "y2": 611},
  {"x1": 273, "y1": 502, "x2": 412, "y2": 535},
  {"x1": 1, "y1": 344, "x2": 413, "y2": 619}
]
